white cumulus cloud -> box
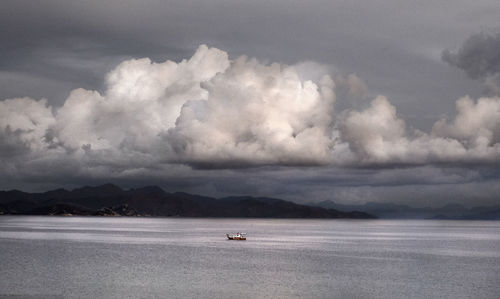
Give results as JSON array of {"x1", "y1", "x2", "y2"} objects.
[
  {"x1": 0, "y1": 44, "x2": 499, "y2": 181},
  {"x1": 165, "y1": 55, "x2": 336, "y2": 167},
  {"x1": 336, "y1": 95, "x2": 500, "y2": 165}
]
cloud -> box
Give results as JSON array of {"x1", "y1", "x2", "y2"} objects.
[
  {"x1": 0, "y1": 44, "x2": 499, "y2": 184},
  {"x1": 165, "y1": 56, "x2": 336, "y2": 168},
  {"x1": 338, "y1": 96, "x2": 408, "y2": 163},
  {"x1": 442, "y1": 31, "x2": 500, "y2": 79},
  {"x1": 0, "y1": 97, "x2": 55, "y2": 157},
  {"x1": 443, "y1": 31, "x2": 500, "y2": 95},
  {"x1": 337, "y1": 95, "x2": 500, "y2": 166},
  {"x1": 49, "y1": 45, "x2": 229, "y2": 159},
  {"x1": 432, "y1": 96, "x2": 500, "y2": 159},
  {"x1": 334, "y1": 74, "x2": 368, "y2": 99}
]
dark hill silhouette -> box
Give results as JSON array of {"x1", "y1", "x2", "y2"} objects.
[{"x1": 0, "y1": 184, "x2": 375, "y2": 219}]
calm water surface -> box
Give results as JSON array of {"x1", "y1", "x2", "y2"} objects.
[{"x1": 0, "y1": 216, "x2": 499, "y2": 298}]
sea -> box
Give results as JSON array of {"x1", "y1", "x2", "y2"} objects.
[{"x1": 0, "y1": 216, "x2": 499, "y2": 299}]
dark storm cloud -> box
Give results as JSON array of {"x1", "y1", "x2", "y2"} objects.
[
  {"x1": 442, "y1": 30, "x2": 500, "y2": 96},
  {"x1": 442, "y1": 31, "x2": 500, "y2": 79}
]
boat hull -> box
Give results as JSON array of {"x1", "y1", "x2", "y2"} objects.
[{"x1": 226, "y1": 234, "x2": 246, "y2": 240}]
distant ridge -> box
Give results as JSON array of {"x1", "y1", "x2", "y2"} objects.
[
  {"x1": 0, "y1": 184, "x2": 375, "y2": 219},
  {"x1": 315, "y1": 200, "x2": 500, "y2": 220}
]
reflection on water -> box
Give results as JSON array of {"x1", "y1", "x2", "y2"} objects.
[{"x1": 0, "y1": 216, "x2": 499, "y2": 298}]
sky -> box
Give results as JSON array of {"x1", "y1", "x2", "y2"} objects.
[{"x1": 1, "y1": 0, "x2": 499, "y2": 207}]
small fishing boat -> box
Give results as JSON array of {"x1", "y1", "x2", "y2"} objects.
[{"x1": 226, "y1": 232, "x2": 246, "y2": 240}]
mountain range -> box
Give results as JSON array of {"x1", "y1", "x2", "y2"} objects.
[
  {"x1": 315, "y1": 200, "x2": 500, "y2": 220},
  {"x1": 0, "y1": 184, "x2": 374, "y2": 219}
]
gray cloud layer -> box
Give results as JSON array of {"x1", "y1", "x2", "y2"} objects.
[
  {"x1": 442, "y1": 32, "x2": 500, "y2": 79},
  {"x1": 443, "y1": 31, "x2": 500, "y2": 96}
]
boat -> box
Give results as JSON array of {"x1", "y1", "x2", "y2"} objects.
[{"x1": 226, "y1": 232, "x2": 246, "y2": 240}]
